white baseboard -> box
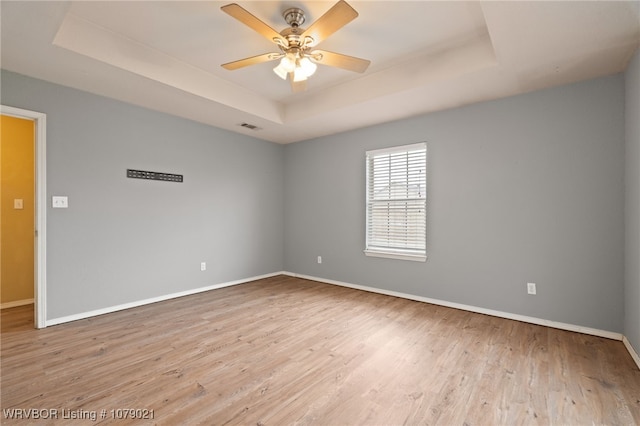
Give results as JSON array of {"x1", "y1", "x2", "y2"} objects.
[
  {"x1": 623, "y1": 336, "x2": 640, "y2": 370},
  {"x1": 283, "y1": 272, "x2": 623, "y2": 341},
  {"x1": 46, "y1": 271, "x2": 285, "y2": 327},
  {"x1": 285, "y1": 272, "x2": 640, "y2": 370},
  {"x1": 0, "y1": 298, "x2": 34, "y2": 310},
  {"x1": 42, "y1": 270, "x2": 640, "y2": 371}
]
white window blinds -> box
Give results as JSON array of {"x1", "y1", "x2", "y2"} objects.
[{"x1": 365, "y1": 143, "x2": 427, "y2": 261}]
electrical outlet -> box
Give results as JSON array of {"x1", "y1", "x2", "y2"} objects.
[
  {"x1": 527, "y1": 282, "x2": 537, "y2": 295},
  {"x1": 52, "y1": 196, "x2": 68, "y2": 208},
  {"x1": 200, "y1": 262, "x2": 206, "y2": 271},
  {"x1": 317, "y1": 256, "x2": 322, "y2": 264}
]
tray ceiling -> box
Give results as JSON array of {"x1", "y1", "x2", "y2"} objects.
[{"x1": 1, "y1": 1, "x2": 639, "y2": 143}]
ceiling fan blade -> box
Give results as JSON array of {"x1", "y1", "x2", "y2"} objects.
[
  {"x1": 311, "y1": 50, "x2": 370, "y2": 73},
  {"x1": 221, "y1": 3, "x2": 287, "y2": 46},
  {"x1": 222, "y1": 53, "x2": 282, "y2": 70},
  {"x1": 301, "y1": 0, "x2": 358, "y2": 47},
  {"x1": 289, "y1": 72, "x2": 307, "y2": 93}
]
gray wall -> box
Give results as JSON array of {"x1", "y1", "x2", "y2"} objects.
[
  {"x1": 1, "y1": 71, "x2": 284, "y2": 320},
  {"x1": 625, "y1": 49, "x2": 640, "y2": 352},
  {"x1": 284, "y1": 75, "x2": 626, "y2": 333},
  {"x1": 1, "y1": 69, "x2": 631, "y2": 335}
]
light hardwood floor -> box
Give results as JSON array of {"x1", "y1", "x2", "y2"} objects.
[{"x1": 2, "y1": 275, "x2": 639, "y2": 425}]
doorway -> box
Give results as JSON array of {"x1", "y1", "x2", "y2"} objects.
[{"x1": 1, "y1": 106, "x2": 47, "y2": 328}]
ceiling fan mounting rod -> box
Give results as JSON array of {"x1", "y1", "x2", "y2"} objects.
[{"x1": 283, "y1": 8, "x2": 305, "y2": 28}]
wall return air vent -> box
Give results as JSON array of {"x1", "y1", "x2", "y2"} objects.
[{"x1": 127, "y1": 169, "x2": 183, "y2": 183}]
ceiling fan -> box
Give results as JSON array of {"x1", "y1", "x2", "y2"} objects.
[{"x1": 220, "y1": 1, "x2": 371, "y2": 92}]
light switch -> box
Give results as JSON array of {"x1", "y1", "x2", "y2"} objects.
[
  {"x1": 52, "y1": 196, "x2": 68, "y2": 208},
  {"x1": 14, "y1": 199, "x2": 24, "y2": 209}
]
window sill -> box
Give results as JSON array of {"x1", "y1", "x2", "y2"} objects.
[{"x1": 364, "y1": 249, "x2": 427, "y2": 262}]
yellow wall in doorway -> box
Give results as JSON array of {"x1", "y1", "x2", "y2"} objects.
[{"x1": 1, "y1": 115, "x2": 35, "y2": 304}]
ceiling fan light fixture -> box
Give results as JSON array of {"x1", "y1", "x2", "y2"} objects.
[
  {"x1": 273, "y1": 63, "x2": 288, "y2": 80},
  {"x1": 292, "y1": 67, "x2": 308, "y2": 82},
  {"x1": 298, "y1": 57, "x2": 317, "y2": 77},
  {"x1": 273, "y1": 55, "x2": 296, "y2": 79}
]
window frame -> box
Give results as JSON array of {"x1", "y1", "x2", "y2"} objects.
[{"x1": 364, "y1": 142, "x2": 427, "y2": 262}]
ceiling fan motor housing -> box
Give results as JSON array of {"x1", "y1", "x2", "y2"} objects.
[{"x1": 279, "y1": 28, "x2": 305, "y2": 50}]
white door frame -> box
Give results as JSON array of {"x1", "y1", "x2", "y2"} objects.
[{"x1": 1, "y1": 105, "x2": 47, "y2": 328}]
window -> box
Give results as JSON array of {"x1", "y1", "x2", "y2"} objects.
[{"x1": 365, "y1": 142, "x2": 427, "y2": 261}]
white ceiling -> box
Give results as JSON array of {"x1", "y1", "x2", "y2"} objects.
[{"x1": 1, "y1": 1, "x2": 639, "y2": 144}]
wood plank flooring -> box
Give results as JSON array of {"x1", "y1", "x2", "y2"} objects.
[{"x1": 2, "y1": 275, "x2": 639, "y2": 425}]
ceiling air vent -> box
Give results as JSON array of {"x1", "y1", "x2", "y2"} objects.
[{"x1": 239, "y1": 122, "x2": 262, "y2": 131}]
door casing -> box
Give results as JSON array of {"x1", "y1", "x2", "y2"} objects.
[{"x1": 1, "y1": 105, "x2": 47, "y2": 328}]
